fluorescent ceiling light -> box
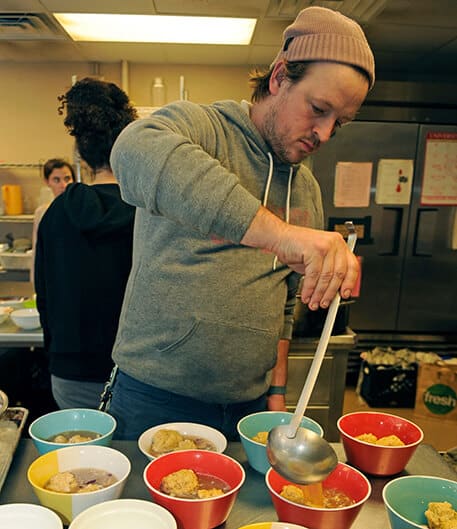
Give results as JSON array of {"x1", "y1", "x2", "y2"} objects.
[{"x1": 53, "y1": 13, "x2": 257, "y2": 45}]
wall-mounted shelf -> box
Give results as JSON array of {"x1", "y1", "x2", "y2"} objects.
[
  {"x1": 0, "y1": 215, "x2": 34, "y2": 223},
  {"x1": 0, "y1": 164, "x2": 42, "y2": 169}
]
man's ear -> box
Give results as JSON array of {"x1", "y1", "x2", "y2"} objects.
[{"x1": 269, "y1": 61, "x2": 286, "y2": 95}]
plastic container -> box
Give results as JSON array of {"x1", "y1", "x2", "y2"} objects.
[{"x1": 152, "y1": 77, "x2": 165, "y2": 107}]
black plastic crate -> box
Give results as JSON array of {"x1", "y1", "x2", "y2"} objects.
[{"x1": 357, "y1": 360, "x2": 418, "y2": 408}]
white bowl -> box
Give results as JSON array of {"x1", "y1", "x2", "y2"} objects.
[
  {"x1": 10, "y1": 308, "x2": 41, "y2": 330},
  {"x1": 138, "y1": 421, "x2": 227, "y2": 461},
  {"x1": 68, "y1": 499, "x2": 177, "y2": 529},
  {"x1": 27, "y1": 445, "x2": 131, "y2": 525},
  {"x1": 0, "y1": 503, "x2": 63, "y2": 529}
]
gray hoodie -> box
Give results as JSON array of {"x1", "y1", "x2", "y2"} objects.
[{"x1": 110, "y1": 99, "x2": 324, "y2": 403}]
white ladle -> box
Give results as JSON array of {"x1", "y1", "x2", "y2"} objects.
[{"x1": 267, "y1": 221, "x2": 357, "y2": 484}]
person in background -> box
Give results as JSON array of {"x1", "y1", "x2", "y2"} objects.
[
  {"x1": 30, "y1": 158, "x2": 75, "y2": 285},
  {"x1": 109, "y1": 6, "x2": 374, "y2": 440},
  {"x1": 34, "y1": 77, "x2": 137, "y2": 409}
]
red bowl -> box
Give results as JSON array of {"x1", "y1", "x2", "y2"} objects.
[
  {"x1": 337, "y1": 411, "x2": 423, "y2": 476},
  {"x1": 266, "y1": 463, "x2": 371, "y2": 529},
  {"x1": 143, "y1": 449, "x2": 245, "y2": 529}
]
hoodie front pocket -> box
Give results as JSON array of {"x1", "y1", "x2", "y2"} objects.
[{"x1": 155, "y1": 317, "x2": 279, "y2": 400}]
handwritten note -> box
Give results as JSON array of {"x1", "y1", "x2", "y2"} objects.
[
  {"x1": 421, "y1": 132, "x2": 457, "y2": 206},
  {"x1": 333, "y1": 162, "x2": 372, "y2": 207},
  {"x1": 375, "y1": 159, "x2": 414, "y2": 205}
]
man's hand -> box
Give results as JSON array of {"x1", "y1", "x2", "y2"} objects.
[{"x1": 241, "y1": 206, "x2": 359, "y2": 310}]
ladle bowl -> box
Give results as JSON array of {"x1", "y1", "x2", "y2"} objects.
[{"x1": 267, "y1": 426, "x2": 337, "y2": 484}]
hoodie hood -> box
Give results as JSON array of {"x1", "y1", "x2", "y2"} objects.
[{"x1": 64, "y1": 182, "x2": 135, "y2": 238}]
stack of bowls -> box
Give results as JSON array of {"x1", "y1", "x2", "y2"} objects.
[
  {"x1": 237, "y1": 411, "x2": 323, "y2": 475},
  {"x1": 29, "y1": 408, "x2": 117, "y2": 454}
]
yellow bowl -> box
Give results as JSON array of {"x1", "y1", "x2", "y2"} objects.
[{"x1": 27, "y1": 445, "x2": 131, "y2": 525}]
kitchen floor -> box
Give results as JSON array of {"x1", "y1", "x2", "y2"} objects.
[{"x1": 343, "y1": 384, "x2": 457, "y2": 453}]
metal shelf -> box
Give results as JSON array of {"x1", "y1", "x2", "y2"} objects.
[
  {"x1": 0, "y1": 164, "x2": 42, "y2": 169},
  {"x1": 0, "y1": 215, "x2": 34, "y2": 223}
]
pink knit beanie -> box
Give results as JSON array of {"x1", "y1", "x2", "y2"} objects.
[{"x1": 272, "y1": 6, "x2": 375, "y2": 88}]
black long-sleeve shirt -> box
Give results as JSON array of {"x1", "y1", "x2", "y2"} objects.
[{"x1": 35, "y1": 182, "x2": 135, "y2": 382}]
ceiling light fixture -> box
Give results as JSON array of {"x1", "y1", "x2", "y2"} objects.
[{"x1": 53, "y1": 13, "x2": 257, "y2": 45}]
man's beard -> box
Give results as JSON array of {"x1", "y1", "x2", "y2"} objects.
[
  {"x1": 261, "y1": 103, "x2": 296, "y2": 164},
  {"x1": 261, "y1": 101, "x2": 318, "y2": 164}
]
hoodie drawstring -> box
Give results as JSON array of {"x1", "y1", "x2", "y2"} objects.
[{"x1": 263, "y1": 153, "x2": 293, "y2": 270}]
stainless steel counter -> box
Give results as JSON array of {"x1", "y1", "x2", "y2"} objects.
[
  {"x1": 1, "y1": 439, "x2": 455, "y2": 528},
  {"x1": 0, "y1": 320, "x2": 43, "y2": 348}
]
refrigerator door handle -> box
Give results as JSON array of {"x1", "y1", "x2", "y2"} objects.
[
  {"x1": 379, "y1": 207, "x2": 403, "y2": 256},
  {"x1": 412, "y1": 208, "x2": 438, "y2": 257}
]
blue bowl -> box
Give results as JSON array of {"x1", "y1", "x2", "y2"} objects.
[
  {"x1": 29, "y1": 408, "x2": 117, "y2": 455},
  {"x1": 383, "y1": 475, "x2": 457, "y2": 529},
  {"x1": 237, "y1": 411, "x2": 324, "y2": 474}
]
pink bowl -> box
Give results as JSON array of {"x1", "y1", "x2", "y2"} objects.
[
  {"x1": 266, "y1": 463, "x2": 371, "y2": 529},
  {"x1": 337, "y1": 411, "x2": 423, "y2": 476},
  {"x1": 143, "y1": 449, "x2": 245, "y2": 529}
]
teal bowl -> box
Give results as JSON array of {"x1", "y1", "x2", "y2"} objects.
[
  {"x1": 383, "y1": 475, "x2": 457, "y2": 529},
  {"x1": 29, "y1": 408, "x2": 117, "y2": 455},
  {"x1": 237, "y1": 411, "x2": 324, "y2": 474}
]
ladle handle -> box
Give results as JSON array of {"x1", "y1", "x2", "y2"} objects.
[{"x1": 287, "y1": 221, "x2": 357, "y2": 438}]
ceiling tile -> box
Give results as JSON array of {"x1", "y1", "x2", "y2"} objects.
[
  {"x1": 366, "y1": 24, "x2": 457, "y2": 53},
  {"x1": 153, "y1": 0, "x2": 269, "y2": 17}
]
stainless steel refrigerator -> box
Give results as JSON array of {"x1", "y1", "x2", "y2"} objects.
[{"x1": 311, "y1": 121, "x2": 457, "y2": 337}]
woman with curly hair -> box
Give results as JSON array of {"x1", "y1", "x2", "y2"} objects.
[{"x1": 34, "y1": 77, "x2": 137, "y2": 409}]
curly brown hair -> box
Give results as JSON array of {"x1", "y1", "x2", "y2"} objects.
[{"x1": 58, "y1": 77, "x2": 138, "y2": 172}]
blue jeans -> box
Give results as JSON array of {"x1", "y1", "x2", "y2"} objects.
[
  {"x1": 108, "y1": 370, "x2": 267, "y2": 441},
  {"x1": 51, "y1": 375, "x2": 105, "y2": 410}
]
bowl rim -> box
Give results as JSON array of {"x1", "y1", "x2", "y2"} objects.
[
  {"x1": 336, "y1": 411, "x2": 424, "y2": 448},
  {"x1": 68, "y1": 498, "x2": 177, "y2": 529},
  {"x1": 27, "y1": 444, "x2": 131, "y2": 496},
  {"x1": 265, "y1": 462, "x2": 372, "y2": 512},
  {"x1": 137, "y1": 421, "x2": 228, "y2": 460},
  {"x1": 236, "y1": 411, "x2": 324, "y2": 446},
  {"x1": 28, "y1": 408, "x2": 117, "y2": 445},
  {"x1": 382, "y1": 474, "x2": 457, "y2": 528},
  {"x1": 0, "y1": 502, "x2": 64, "y2": 522},
  {"x1": 10, "y1": 307, "x2": 39, "y2": 317},
  {"x1": 143, "y1": 449, "x2": 246, "y2": 503},
  {"x1": 238, "y1": 520, "x2": 308, "y2": 529}
]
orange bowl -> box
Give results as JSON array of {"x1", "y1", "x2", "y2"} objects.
[
  {"x1": 266, "y1": 463, "x2": 371, "y2": 529},
  {"x1": 337, "y1": 411, "x2": 423, "y2": 476},
  {"x1": 143, "y1": 449, "x2": 245, "y2": 529}
]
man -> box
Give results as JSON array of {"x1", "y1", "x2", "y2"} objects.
[
  {"x1": 109, "y1": 6, "x2": 375, "y2": 440},
  {"x1": 31, "y1": 159, "x2": 76, "y2": 283}
]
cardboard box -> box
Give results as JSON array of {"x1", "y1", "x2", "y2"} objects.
[{"x1": 414, "y1": 361, "x2": 457, "y2": 421}]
